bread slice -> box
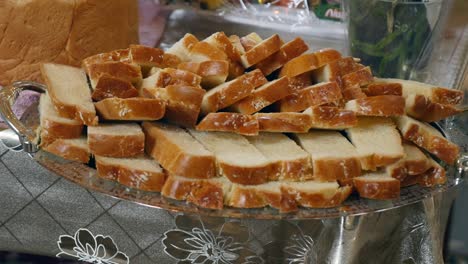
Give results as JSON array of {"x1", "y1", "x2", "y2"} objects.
[
  {"x1": 362, "y1": 82, "x2": 402, "y2": 96},
  {"x1": 401, "y1": 158, "x2": 446, "y2": 187},
  {"x1": 88, "y1": 123, "x2": 145, "y2": 157},
  {"x1": 142, "y1": 85, "x2": 205, "y2": 128},
  {"x1": 42, "y1": 137, "x2": 90, "y2": 163},
  {"x1": 188, "y1": 130, "x2": 273, "y2": 185},
  {"x1": 342, "y1": 67, "x2": 374, "y2": 90},
  {"x1": 201, "y1": 69, "x2": 267, "y2": 115},
  {"x1": 277, "y1": 82, "x2": 342, "y2": 112},
  {"x1": 255, "y1": 112, "x2": 312, "y2": 133},
  {"x1": 141, "y1": 68, "x2": 202, "y2": 89},
  {"x1": 85, "y1": 61, "x2": 142, "y2": 89},
  {"x1": 289, "y1": 73, "x2": 313, "y2": 91},
  {"x1": 229, "y1": 76, "x2": 291, "y2": 114},
  {"x1": 247, "y1": 133, "x2": 312, "y2": 181},
  {"x1": 256, "y1": 37, "x2": 309, "y2": 76},
  {"x1": 385, "y1": 142, "x2": 432, "y2": 181},
  {"x1": 347, "y1": 117, "x2": 404, "y2": 170},
  {"x1": 128, "y1": 44, "x2": 181, "y2": 70},
  {"x1": 344, "y1": 95, "x2": 405, "y2": 117},
  {"x1": 303, "y1": 106, "x2": 357, "y2": 129},
  {"x1": 394, "y1": 115, "x2": 459, "y2": 164},
  {"x1": 165, "y1": 33, "x2": 199, "y2": 62},
  {"x1": 196, "y1": 113, "x2": 259, "y2": 136},
  {"x1": 39, "y1": 93, "x2": 83, "y2": 146},
  {"x1": 342, "y1": 86, "x2": 367, "y2": 101},
  {"x1": 311, "y1": 57, "x2": 362, "y2": 86},
  {"x1": 240, "y1": 34, "x2": 282, "y2": 68},
  {"x1": 294, "y1": 131, "x2": 362, "y2": 181},
  {"x1": 405, "y1": 94, "x2": 461, "y2": 122},
  {"x1": 40, "y1": 63, "x2": 97, "y2": 126},
  {"x1": 82, "y1": 49, "x2": 130, "y2": 72},
  {"x1": 162, "y1": 174, "x2": 231, "y2": 209},
  {"x1": 96, "y1": 155, "x2": 166, "y2": 192},
  {"x1": 227, "y1": 182, "x2": 282, "y2": 209},
  {"x1": 279, "y1": 49, "x2": 342, "y2": 78},
  {"x1": 91, "y1": 74, "x2": 138, "y2": 101},
  {"x1": 142, "y1": 122, "x2": 216, "y2": 179},
  {"x1": 204, "y1": 32, "x2": 242, "y2": 63},
  {"x1": 94, "y1": 97, "x2": 165, "y2": 121},
  {"x1": 353, "y1": 171, "x2": 400, "y2": 200},
  {"x1": 177, "y1": 60, "x2": 229, "y2": 88},
  {"x1": 376, "y1": 78, "x2": 464, "y2": 105},
  {"x1": 281, "y1": 181, "x2": 352, "y2": 209},
  {"x1": 188, "y1": 41, "x2": 228, "y2": 62},
  {"x1": 240, "y1": 33, "x2": 263, "y2": 52}
]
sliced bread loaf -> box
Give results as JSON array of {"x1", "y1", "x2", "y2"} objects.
[
  {"x1": 189, "y1": 41, "x2": 228, "y2": 62},
  {"x1": 294, "y1": 130, "x2": 362, "y2": 181},
  {"x1": 227, "y1": 182, "x2": 282, "y2": 209},
  {"x1": 94, "y1": 97, "x2": 165, "y2": 121},
  {"x1": 281, "y1": 181, "x2": 352, "y2": 209},
  {"x1": 42, "y1": 137, "x2": 90, "y2": 163},
  {"x1": 40, "y1": 63, "x2": 97, "y2": 125},
  {"x1": 256, "y1": 37, "x2": 308, "y2": 76},
  {"x1": 128, "y1": 44, "x2": 180, "y2": 70},
  {"x1": 196, "y1": 113, "x2": 259, "y2": 136},
  {"x1": 277, "y1": 81, "x2": 342, "y2": 112},
  {"x1": 255, "y1": 112, "x2": 312, "y2": 133},
  {"x1": 178, "y1": 60, "x2": 229, "y2": 88},
  {"x1": 229, "y1": 76, "x2": 291, "y2": 114},
  {"x1": 401, "y1": 158, "x2": 446, "y2": 187},
  {"x1": 201, "y1": 69, "x2": 267, "y2": 115},
  {"x1": 240, "y1": 33, "x2": 263, "y2": 51},
  {"x1": 347, "y1": 117, "x2": 404, "y2": 170},
  {"x1": 165, "y1": 33, "x2": 199, "y2": 62},
  {"x1": 311, "y1": 57, "x2": 362, "y2": 86},
  {"x1": 279, "y1": 49, "x2": 341, "y2": 78},
  {"x1": 247, "y1": 133, "x2": 312, "y2": 181},
  {"x1": 39, "y1": 93, "x2": 83, "y2": 146},
  {"x1": 344, "y1": 95, "x2": 405, "y2": 117},
  {"x1": 240, "y1": 34, "x2": 282, "y2": 68},
  {"x1": 362, "y1": 82, "x2": 402, "y2": 96},
  {"x1": 353, "y1": 171, "x2": 400, "y2": 200},
  {"x1": 376, "y1": 78, "x2": 464, "y2": 105},
  {"x1": 91, "y1": 74, "x2": 138, "y2": 101},
  {"x1": 405, "y1": 94, "x2": 461, "y2": 122},
  {"x1": 188, "y1": 130, "x2": 273, "y2": 185},
  {"x1": 342, "y1": 66, "x2": 374, "y2": 89},
  {"x1": 88, "y1": 123, "x2": 144, "y2": 157},
  {"x1": 303, "y1": 106, "x2": 357, "y2": 129},
  {"x1": 85, "y1": 61, "x2": 142, "y2": 89},
  {"x1": 394, "y1": 115, "x2": 459, "y2": 164},
  {"x1": 142, "y1": 122, "x2": 216, "y2": 178},
  {"x1": 143, "y1": 85, "x2": 205, "y2": 128},
  {"x1": 96, "y1": 155, "x2": 166, "y2": 192},
  {"x1": 162, "y1": 174, "x2": 232, "y2": 209}
]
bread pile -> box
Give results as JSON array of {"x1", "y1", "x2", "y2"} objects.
[{"x1": 38, "y1": 32, "x2": 464, "y2": 212}]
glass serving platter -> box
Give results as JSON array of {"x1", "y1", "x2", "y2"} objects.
[{"x1": 0, "y1": 81, "x2": 466, "y2": 220}]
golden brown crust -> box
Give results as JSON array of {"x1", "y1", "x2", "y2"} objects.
[
  {"x1": 346, "y1": 95, "x2": 405, "y2": 117},
  {"x1": 201, "y1": 69, "x2": 267, "y2": 114},
  {"x1": 360, "y1": 154, "x2": 404, "y2": 171},
  {"x1": 405, "y1": 94, "x2": 462, "y2": 122},
  {"x1": 86, "y1": 61, "x2": 142, "y2": 85},
  {"x1": 401, "y1": 159, "x2": 446, "y2": 187},
  {"x1": 342, "y1": 86, "x2": 367, "y2": 102},
  {"x1": 88, "y1": 131, "x2": 144, "y2": 158},
  {"x1": 205, "y1": 32, "x2": 242, "y2": 62},
  {"x1": 230, "y1": 76, "x2": 291, "y2": 114},
  {"x1": 281, "y1": 158, "x2": 314, "y2": 182},
  {"x1": 240, "y1": 34, "x2": 282, "y2": 68},
  {"x1": 91, "y1": 74, "x2": 138, "y2": 101},
  {"x1": 196, "y1": 113, "x2": 259, "y2": 136},
  {"x1": 312, "y1": 57, "x2": 362, "y2": 88},
  {"x1": 160, "y1": 68, "x2": 202, "y2": 87},
  {"x1": 342, "y1": 67, "x2": 373, "y2": 90},
  {"x1": 280, "y1": 49, "x2": 341, "y2": 78},
  {"x1": 281, "y1": 185, "x2": 352, "y2": 209},
  {"x1": 313, "y1": 158, "x2": 362, "y2": 181},
  {"x1": 42, "y1": 139, "x2": 90, "y2": 163},
  {"x1": 277, "y1": 82, "x2": 342, "y2": 112},
  {"x1": 177, "y1": 60, "x2": 229, "y2": 88},
  {"x1": 432, "y1": 87, "x2": 464, "y2": 105},
  {"x1": 401, "y1": 123, "x2": 460, "y2": 165},
  {"x1": 190, "y1": 41, "x2": 228, "y2": 61},
  {"x1": 142, "y1": 122, "x2": 217, "y2": 179},
  {"x1": 95, "y1": 98, "x2": 165, "y2": 121},
  {"x1": 363, "y1": 82, "x2": 402, "y2": 96},
  {"x1": 255, "y1": 112, "x2": 312, "y2": 133},
  {"x1": 39, "y1": 119, "x2": 83, "y2": 147},
  {"x1": 353, "y1": 177, "x2": 400, "y2": 200},
  {"x1": 161, "y1": 176, "x2": 225, "y2": 209},
  {"x1": 256, "y1": 37, "x2": 309, "y2": 76},
  {"x1": 82, "y1": 49, "x2": 130, "y2": 71},
  {"x1": 129, "y1": 45, "x2": 165, "y2": 67},
  {"x1": 96, "y1": 157, "x2": 166, "y2": 192},
  {"x1": 228, "y1": 184, "x2": 282, "y2": 209},
  {"x1": 307, "y1": 106, "x2": 358, "y2": 129},
  {"x1": 220, "y1": 162, "x2": 275, "y2": 185}
]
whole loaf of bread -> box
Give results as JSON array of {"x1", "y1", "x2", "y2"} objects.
[{"x1": 0, "y1": 0, "x2": 139, "y2": 86}]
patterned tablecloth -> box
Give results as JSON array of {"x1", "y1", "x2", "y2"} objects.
[{"x1": 0, "y1": 3, "x2": 467, "y2": 263}]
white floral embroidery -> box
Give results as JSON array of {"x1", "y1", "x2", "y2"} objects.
[{"x1": 284, "y1": 233, "x2": 317, "y2": 264}]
